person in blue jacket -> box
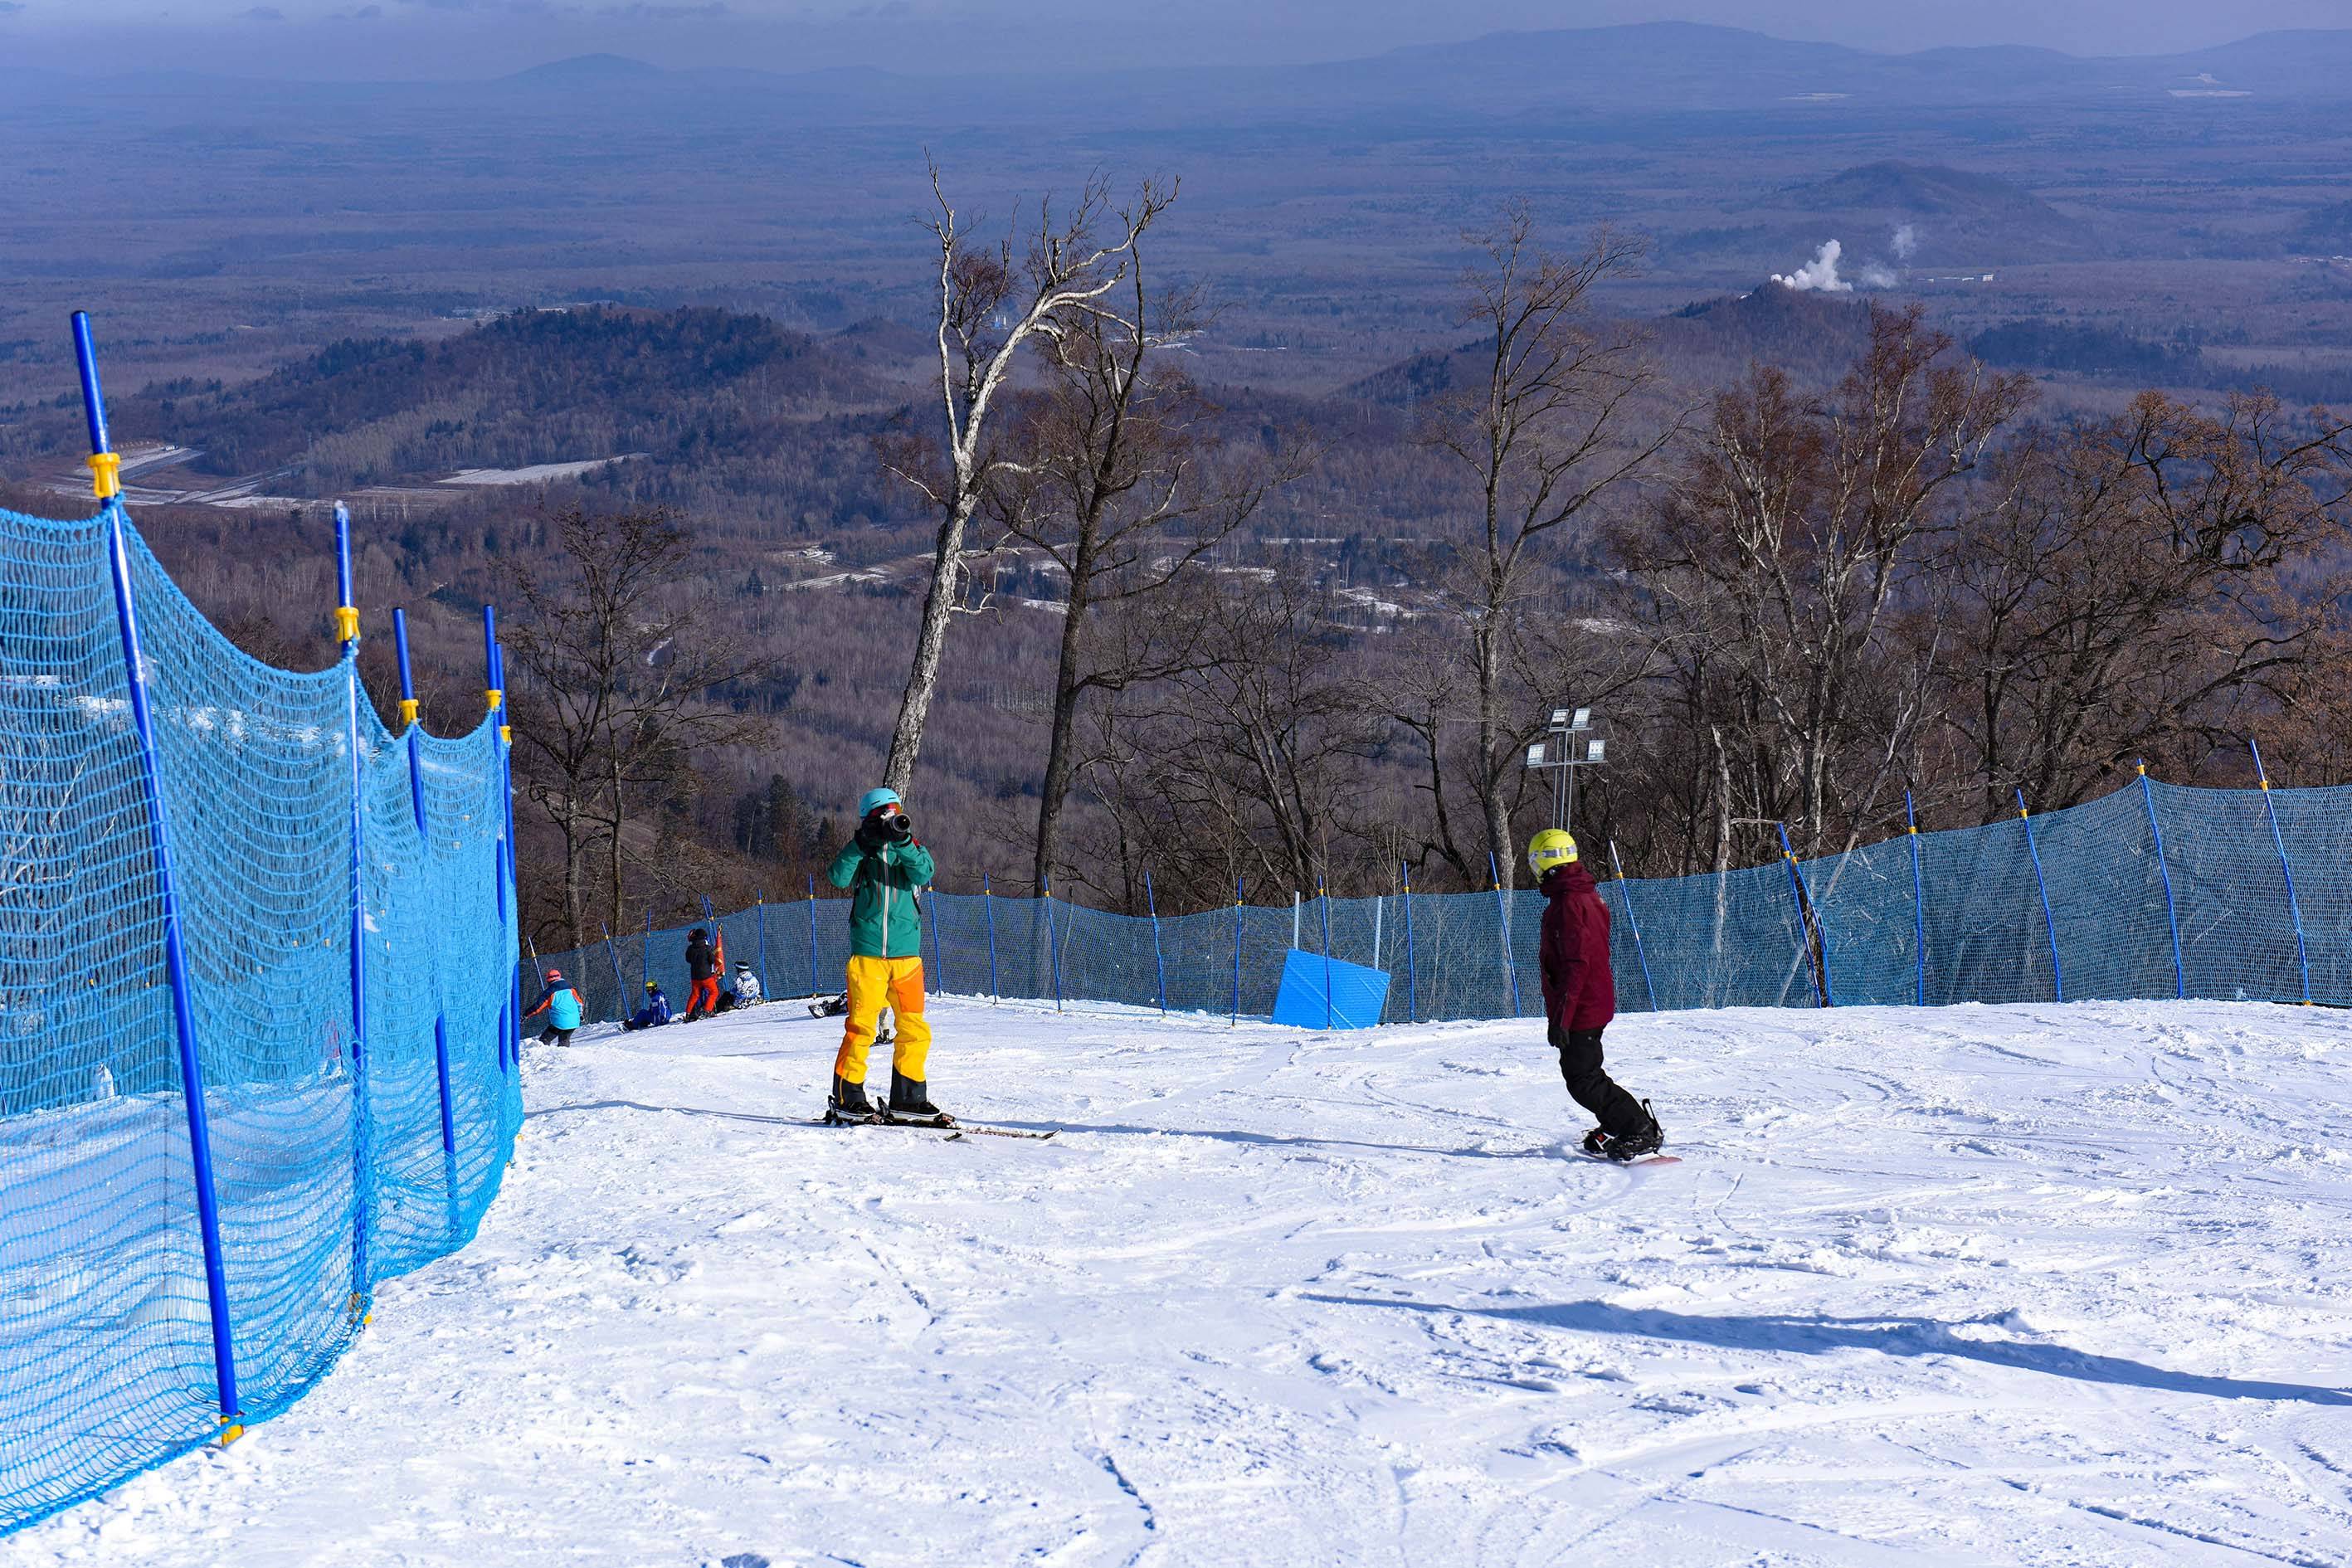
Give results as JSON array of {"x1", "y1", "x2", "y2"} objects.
[
  {"x1": 524, "y1": 967, "x2": 586, "y2": 1047},
  {"x1": 624, "y1": 980, "x2": 673, "y2": 1032}
]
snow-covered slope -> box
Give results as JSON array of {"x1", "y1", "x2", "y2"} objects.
[{"x1": 12, "y1": 998, "x2": 2351, "y2": 1567}]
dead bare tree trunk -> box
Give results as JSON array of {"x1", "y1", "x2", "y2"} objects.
[{"x1": 879, "y1": 164, "x2": 1176, "y2": 797}]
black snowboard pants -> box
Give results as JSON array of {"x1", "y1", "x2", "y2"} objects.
[{"x1": 1551, "y1": 1025, "x2": 1649, "y2": 1136}]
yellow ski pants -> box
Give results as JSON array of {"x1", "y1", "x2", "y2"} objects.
[{"x1": 833, "y1": 955, "x2": 932, "y2": 1085}]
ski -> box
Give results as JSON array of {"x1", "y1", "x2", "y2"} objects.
[
  {"x1": 878, "y1": 1108, "x2": 1056, "y2": 1141},
  {"x1": 818, "y1": 1108, "x2": 1056, "y2": 1141}
]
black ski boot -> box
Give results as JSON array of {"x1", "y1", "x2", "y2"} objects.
[
  {"x1": 1600, "y1": 1100, "x2": 1664, "y2": 1162},
  {"x1": 828, "y1": 1074, "x2": 878, "y2": 1122},
  {"x1": 886, "y1": 1075, "x2": 950, "y2": 1126},
  {"x1": 1580, "y1": 1127, "x2": 1609, "y2": 1157}
]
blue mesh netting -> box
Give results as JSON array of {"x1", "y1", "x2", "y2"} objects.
[
  {"x1": 0, "y1": 505, "x2": 518, "y2": 1535},
  {"x1": 542, "y1": 777, "x2": 2352, "y2": 1030}
]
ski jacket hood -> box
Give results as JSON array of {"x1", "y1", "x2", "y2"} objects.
[
  {"x1": 829, "y1": 836, "x2": 935, "y2": 960},
  {"x1": 1538, "y1": 861, "x2": 1615, "y2": 1033}
]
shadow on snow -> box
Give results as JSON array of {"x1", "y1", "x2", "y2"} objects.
[
  {"x1": 1305, "y1": 1294, "x2": 2352, "y2": 1405},
  {"x1": 528, "y1": 1099, "x2": 1561, "y2": 1160}
]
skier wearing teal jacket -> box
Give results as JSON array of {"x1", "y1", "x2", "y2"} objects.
[
  {"x1": 524, "y1": 967, "x2": 586, "y2": 1048},
  {"x1": 825, "y1": 786, "x2": 940, "y2": 1118}
]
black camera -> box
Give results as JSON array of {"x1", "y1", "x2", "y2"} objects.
[{"x1": 882, "y1": 811, "x2": 913, "y2": 845}]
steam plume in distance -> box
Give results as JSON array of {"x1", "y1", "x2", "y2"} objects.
[{"x1": 1772, "y1": 240, "x2": 1853, "y2": 293}]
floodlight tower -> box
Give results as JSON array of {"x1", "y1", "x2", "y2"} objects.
[{"x1": 1524, "y1": 706, "x2": 1605, "y2": 831}]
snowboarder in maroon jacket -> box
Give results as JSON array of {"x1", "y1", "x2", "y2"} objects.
[{"x1": 1531, "y1": 828, "x2": 1663, "y2": 1161}]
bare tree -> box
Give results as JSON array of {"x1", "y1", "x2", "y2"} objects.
[
  {"x1": 1421, "y1": 208, "x2": 1681, "y2": 888},
  {"x1": 991, "y1": 254, "x2": 1303, "y2": 892},
  {"x1": 1935, "y1": 390, "x2": 2352, "y2": 816},
  {"x1": 504, "y1": 506, "x2": 771, "y2": 949},
  {"x1": 1091, "y1": 568, "x2": 1380, "y2": 903},
  {"x1": 879, "y1": 164, "x2": 1176, "y2": 798},
  {"x1": 1626, "y1": 305, "x2": 2033, "y2": 853}
]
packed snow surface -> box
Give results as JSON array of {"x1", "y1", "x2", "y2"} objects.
[{"x1": 12, "y1": 997, "x2": 2352, "y2": 1567}]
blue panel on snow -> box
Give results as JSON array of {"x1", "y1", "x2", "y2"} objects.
[{"x1": 1270, "y1": 948, "x2": 1391, "y2": 1030}]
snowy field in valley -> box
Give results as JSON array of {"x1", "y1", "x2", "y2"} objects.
[{"x1": 10, "y1": 996, "x2": 2352, "y2": 1567}]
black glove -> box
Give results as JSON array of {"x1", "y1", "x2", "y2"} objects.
[{"x1": 855, "y1": 816, "x2": 888, "y2": 852}]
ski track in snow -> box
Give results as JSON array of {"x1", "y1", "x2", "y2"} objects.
[{"x1": 10, "y1": 997, "x2": 2352, "y2": 1567}]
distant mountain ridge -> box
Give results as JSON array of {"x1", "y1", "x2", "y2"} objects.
[{"x1": 458, "y1": 23, "x2": 2352, "y2": 121}]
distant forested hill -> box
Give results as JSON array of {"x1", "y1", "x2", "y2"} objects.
[{"x1": 116, "y1": 307, "x2": 909, "y2": 525}]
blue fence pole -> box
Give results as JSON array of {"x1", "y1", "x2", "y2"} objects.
[
  {"x1": 1401, "y1": 862, "x2": 1417, "y2": 1023},
  {"x1": 1906, "y1": 791, "x2": 1927, "y2": 1007},
  {"x1": 2250, "y1": 740, "x2": 2312, "y2": 1004},
  {"x1": 2136, "y1": 762, "x2": 2185, "y2": 1000},
  {"x1": 335, "y1": 504, "x2": 375, "y2": 1310},
  {"x1": 1042, "y1": 874, "x2": 1064, "y2": 1012},
  {"x1": 2017, "y1": 789, "x2": 2064, "y2": 1004},
  {"x1": 393, "y1": 608, "x2": 458, "y2": 1156},
  {"x1": 754, "y1": 890, "x2": 771, "y2": 997},
  {"x1": 80, "y1": 311, "x2": 244, "y2": 1436},
  {"x1": 752, "y1": 893, "x2": 771, "y2": 991},
  {"x1": 700, "y1": 893, "x2": 717, "y2": 971},
  {"x1": 927, "y1": 883, "x2": 943, "y2": 994},
  {"x1": 1608, "y1": 840, "x2": 1659, "y2": 1012},
  {"x1": 430, "y1": 1014, "x2": 456, "y2": 1171},
  {"x1": 1489, "y1": 854, "x2": 1521, "y2": 1017},
  {"x1": 982, "y1": 873, "x2": 1001, "y2": 1004},
  {"x1": 1232, "y1": 876, "x2": 1244, "y2": 1027},
  {"x1": 1145, "y1": 869, "x2": 1167, "y2": 1015},
  {"x1": 485, "y1": 610, "x2": 519, "y2": 1071},
  {"x1": 643, "y1": 906, "x2": 655, "y2": 993},
  {"x1": 1317, "y1": 874, "x2": 1335, "y2": 1029},
  {"x1": 1776, "y1": 824, "x2": 1829, "y2": 1008},
  {"x1": 807, "y1": 874, "x2": 821, "y2": 996},
  {"x1": 601, "y1": 922, "x2": 627, "y2": 1020},
  {"x1": 392, "y1": 608, "x2": 427, "y2": 832}
]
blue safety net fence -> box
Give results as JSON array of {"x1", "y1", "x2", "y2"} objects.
[
  {"x1": 0, "y1": 504, "x2": 520, "y2": 1536},
  {"x1": 544, "y1": 774, "x2": 2352, "y2": 1030}
]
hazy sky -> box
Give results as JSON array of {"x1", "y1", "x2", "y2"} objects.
[{"x1": 6, "y1": 0, "x2": 2346, "y2": 80}]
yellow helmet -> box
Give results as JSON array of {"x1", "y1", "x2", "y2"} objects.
[{"x1": 1527, "y1": 828, "x2": 1579, "y2": 879}]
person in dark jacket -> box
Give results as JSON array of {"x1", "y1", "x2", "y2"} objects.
[
  {"x1": 1530, "y1": 829, "x2": 1662, "y2": 1160},
  {"x1": 524, "y1": 967, "x2": 586, "y2": 1048},
  {"x1": 682, "y1": 928, "x2": 721, "y2": 1021}
]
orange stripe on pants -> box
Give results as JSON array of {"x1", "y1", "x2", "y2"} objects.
[{"x1": 832, "y1": 955, "x2": 931, "y2": 1084}]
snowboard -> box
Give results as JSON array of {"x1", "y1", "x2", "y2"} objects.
[{"x1": 1577, "y1": 1149, "x2": 1680, "y2": 1166}]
